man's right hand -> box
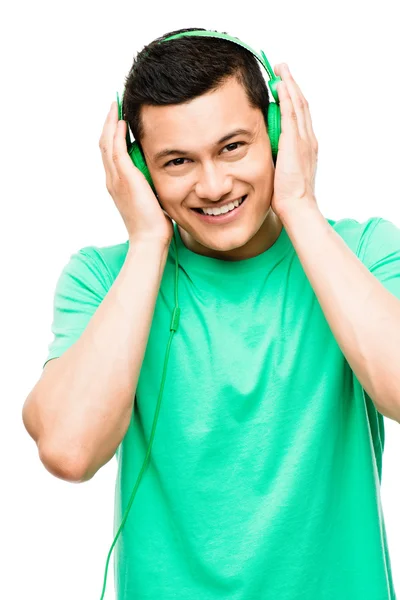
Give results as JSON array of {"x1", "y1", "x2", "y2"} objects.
[{"x1": 99, "y1": 101, "x2": 174, "y2": 246}]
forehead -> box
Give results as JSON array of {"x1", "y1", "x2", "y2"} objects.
[{"x1": 141, "y1": 76, "x2": 260, "y2": 155}]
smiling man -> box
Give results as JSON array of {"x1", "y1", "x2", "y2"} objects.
[{"x1": 22, "y1": 27, "x2": 400, "y2": 600}]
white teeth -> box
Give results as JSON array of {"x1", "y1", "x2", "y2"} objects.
[{"x1": 201, "y1": 196, "x2": 244, "y2": 216}]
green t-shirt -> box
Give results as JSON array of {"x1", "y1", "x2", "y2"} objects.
[{"x1": 44, "y1": 215, "x2": 400, "y2": 599}]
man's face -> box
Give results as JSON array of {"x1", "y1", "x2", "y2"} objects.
[{"x1": 140, "y1": 76, "x2": 277, "y2": 260}]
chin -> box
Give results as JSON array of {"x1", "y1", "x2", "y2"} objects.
[
  {"x1": 196, "y1": 223, "x2": 258, "y2": 253},
  {"x1": 203, "y1": 233, "x2": 251, "y2": 252}
]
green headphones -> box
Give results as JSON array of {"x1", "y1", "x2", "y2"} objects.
[
  {"x1": 116, "y1": 29, "x2": 282, "y2": 194},
  {"x1": 100, "y1": 30, "x2": 282, "y2": 600}
]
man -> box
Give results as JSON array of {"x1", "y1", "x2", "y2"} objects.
[{"x1": 22, "y1": 27, "x2": 400, "y2": 599}]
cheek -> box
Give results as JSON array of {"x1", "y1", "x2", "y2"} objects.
[
  {"x1": 239, "y1": 141, "x2": 273, "y2": 181},
  {"x1": 155, "y1": 188, "x2": 183, "y2": 216},
  {"x1": 241, "y1": 156, "x2": 273, "y2": 186},
  {"x1": 153, "y1": 174, "x2": 191, "y2": 208}
]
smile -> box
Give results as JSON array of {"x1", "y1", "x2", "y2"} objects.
[{"x1": 191, "y1": 195, "x2": 248, "y2": 224}]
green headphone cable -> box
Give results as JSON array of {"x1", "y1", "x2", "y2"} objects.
[{"x1": 99, "y1": 230, "x2": 180, "y2": 600}]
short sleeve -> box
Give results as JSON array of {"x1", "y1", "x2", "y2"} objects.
[
  {"x1": 43, "y1": 248, "x2": 112, "y2": 369},
  {"x1": 362, "y1": 217, "x2": 400, "y2": 301}
]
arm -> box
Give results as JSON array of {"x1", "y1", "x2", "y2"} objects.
[
  {"x1": 22, "y1": 239, "x2": 170, "y2": 482},
  {"x1": 270, "y1": 63, "x2": 400, "y2": 421},
  {"x1": 280, "y1": 200, "x2": 400, "y2": 422}
]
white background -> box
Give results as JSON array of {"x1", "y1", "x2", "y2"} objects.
[{"x1": 2, "y1": 1, "x2": 400, "y2": 598}]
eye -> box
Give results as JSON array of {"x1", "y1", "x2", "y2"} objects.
[
  {"x1": 222, "y1": 142, "x2": 244, "y2": 153},
  {"x1": 165, "y1": 157, "x2": 189, "y2": 168},
  {"x1": 164, "y1": 142, "x2": 245, "y2": 168}
]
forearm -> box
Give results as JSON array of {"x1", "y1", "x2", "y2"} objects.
[
  {"x1": 25, "y1": 239, "x2": 170, "y2": 480},
  {"x1": 280, "y1": 200, "x2": 400, "y2": 421}
]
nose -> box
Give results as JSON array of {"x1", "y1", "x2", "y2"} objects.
[{"x1": 195, "y1": 161, "x2": 233, "y2": 202}]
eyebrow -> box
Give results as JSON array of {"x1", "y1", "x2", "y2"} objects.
[{"x1": 153, "y1": 128, "x2": 253, "y2": 163}]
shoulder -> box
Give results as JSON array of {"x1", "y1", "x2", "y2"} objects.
[
  {"x1": 67, "y1": 239, "x2": 130, "y2": 288},
  {"x1": 325, "y1": 215, "x2": 400, "y2": 264}
]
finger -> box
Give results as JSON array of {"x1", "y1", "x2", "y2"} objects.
[
  {"x1": 276, "y1": 80, "x2": 300, "y2": 147},
  {"x1": 286, "y1": 70, "x2": 318, "y2": 150},
  {"x1": 275, "y1": 64, "x2": 308, "y2": 140},
  {"x1": 99, "y1": 102, "x2": 119, "y2": 182},
  {"x1": 286, "y1": 68, "x2": 317, "y2": 146},
  {"x1": 112, "y1": 118, "x2": 142, "y2": 183}
]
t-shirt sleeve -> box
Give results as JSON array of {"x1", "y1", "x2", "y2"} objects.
[
  {"x1": 356, "y1": 217, "x2": 400, "y2": 427},
  {"x1": 362, "y1": 217, "x2": 400, "y2": 301},
  {"x1": 43, "y1": 247, "x2": 112, "y2": 369}
]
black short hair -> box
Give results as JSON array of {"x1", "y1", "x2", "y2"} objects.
[{"x1": 122, "y1": 27, "x2": 271, "y2": 151}]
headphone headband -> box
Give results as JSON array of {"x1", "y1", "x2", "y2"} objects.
[
  {"x1": 118, "y1": 30, "x2": 281, "y2": 119},
  {"x1": 160, "y1": 30, "x2": 281, "y2": 103}
]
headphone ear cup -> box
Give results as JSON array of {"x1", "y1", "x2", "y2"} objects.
[
  {"x1": 128, "y1": 141, "x2": 157, "y2": 193},
  {"x1": 265, "y1": 103, "x2": 281, "y2": 166}
]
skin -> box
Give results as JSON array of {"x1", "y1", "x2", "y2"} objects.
[{"x1": 139, "y1": 75, "x2": 283, "y2": 261}]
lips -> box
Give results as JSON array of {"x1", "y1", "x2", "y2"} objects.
[
  {"x1": 190, "y1": 195, "x2": 248, "y2": 225},
  {"x1": 192, "y1": 196, "x2": 246, "y2": 214}
]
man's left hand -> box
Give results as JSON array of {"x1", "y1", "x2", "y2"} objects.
[{"x1": 271, "y1": 63, "x2": 319, "y2": 218}]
